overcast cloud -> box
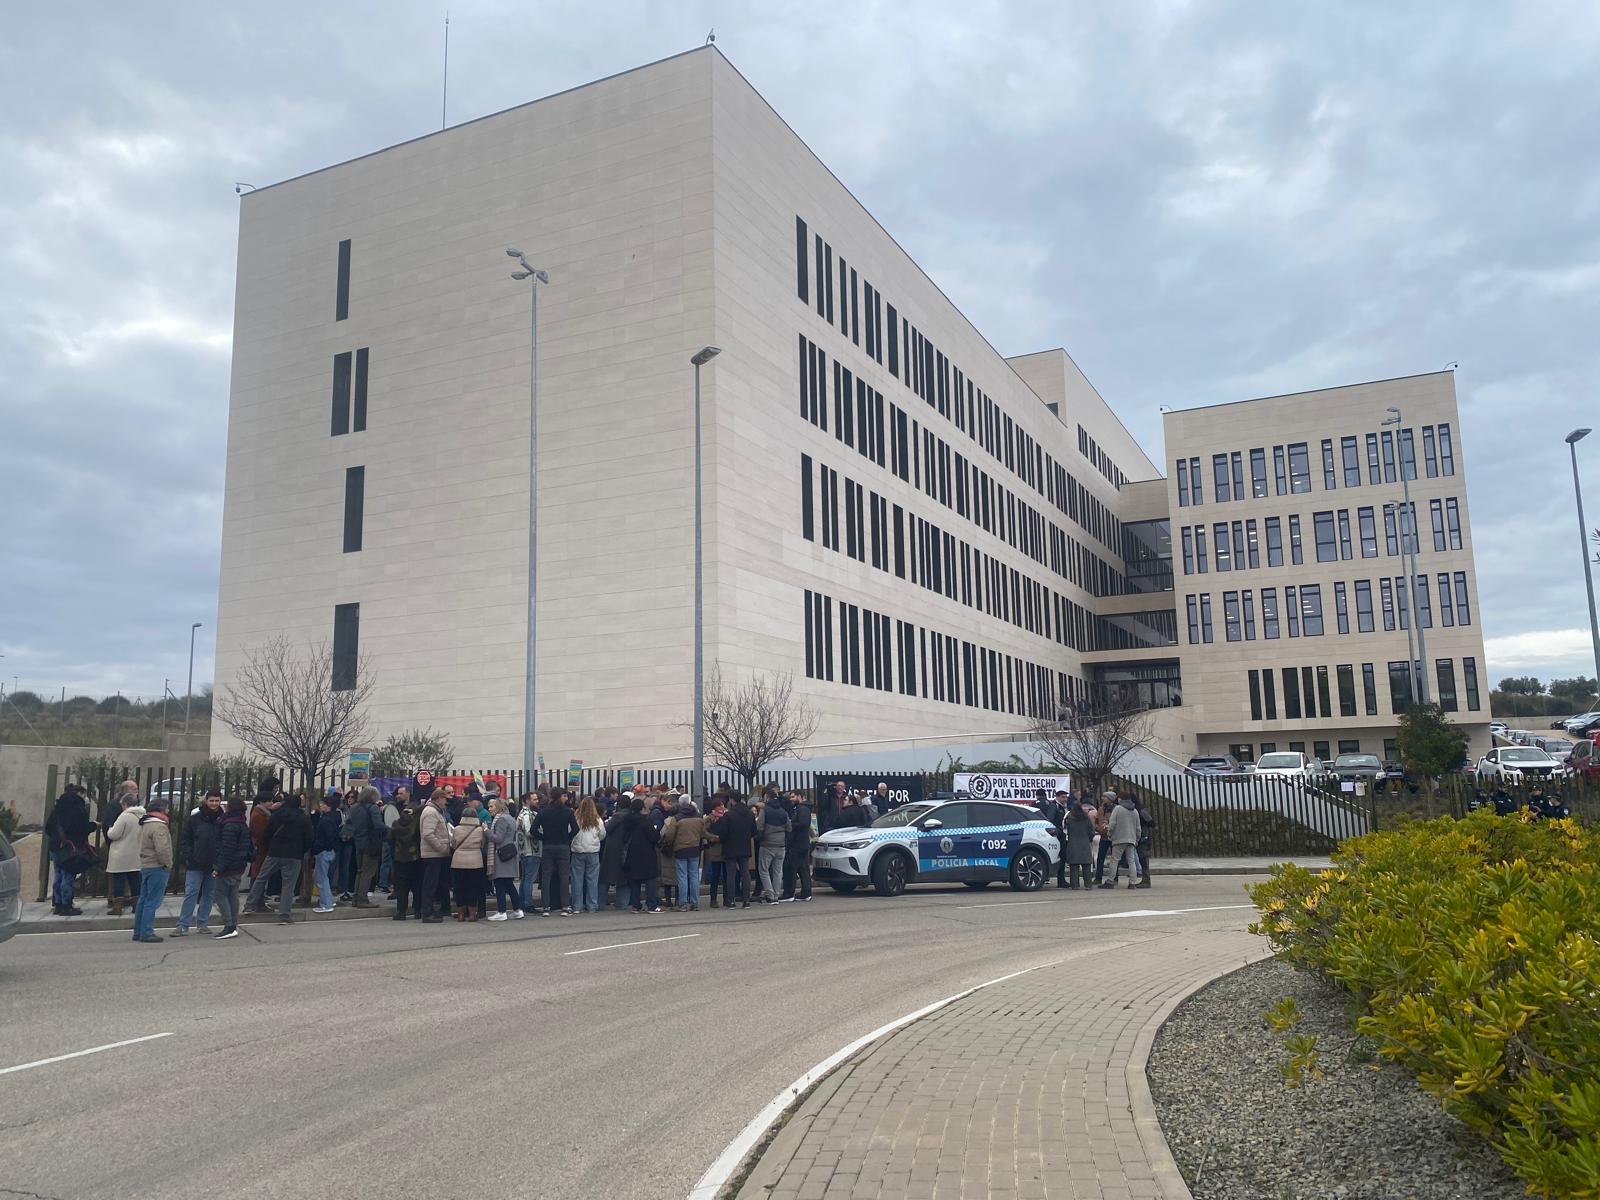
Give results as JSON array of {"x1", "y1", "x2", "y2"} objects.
[{"x1": 3, "y1": 0, "x2": 1599, "y2": 704}]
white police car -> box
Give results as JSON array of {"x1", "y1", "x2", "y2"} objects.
[{"x1": 811, "y1": 799, "x2": 1061, "y2": 897}]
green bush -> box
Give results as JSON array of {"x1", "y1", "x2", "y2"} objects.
[{"x1": 1250, "y1": 811, "x2": 1600, "y2": 1198}]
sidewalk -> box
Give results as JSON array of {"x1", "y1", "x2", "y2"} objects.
[
  {"x1": 1158, "y1": 856, "x2": 1327, "y2": 874},
  {"x1": 18, "y1": 893, "x2": 387, "y2": 933},
  {"x1": 733, "y1": 928, "x2": 1267, "y2": 1200}
]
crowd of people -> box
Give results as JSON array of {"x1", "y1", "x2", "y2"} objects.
[
  {"x1": 1468, "y1": 785, "x2": 1573, "y2": 820},
  {"x1": 41, "y1": 775, "x2": 1168, "y2": 943}
]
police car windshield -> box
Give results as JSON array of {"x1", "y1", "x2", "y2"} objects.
[{"x1": 872, "y1": 803, "x2": 936, "y2": 829}]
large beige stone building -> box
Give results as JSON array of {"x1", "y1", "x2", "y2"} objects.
[{"x1": 211, "y1": 47, "x2": 1489, "y2": 771}]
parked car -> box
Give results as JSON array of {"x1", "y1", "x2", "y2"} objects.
[
  {"x1": 1561, "y1": 712, "x2": 1599, "y2": 732},
  {"x1": 1568, "y1": 713, "x2": 1600, "y2": 737},
  {"x1": 1331, "y1": 753, "x2": 1383, "y2": 783},
  {"x1": 0, "y1": 829, "x2": 19, "y2": 946},
  {"x1": 1185, "y1": 754, "x2": 1244, "y2": 778},
  {"x1": 1537, "y1": 740, "x2": 1574, "y2": 767},
  {"x1": 1380, "y1": 760, "x2": 1408, "y2": 782},
  {"x1": 1252, "y1": 751, "x2": 1311, "y2": 778},
  {"x1": 1474, "y1": 746, "x2": 1561, "y2": 785},
  {"x1": 1508, "y1": 730, "x2": 1535, "y2": 746},
  {"x1": 1488, "y1": 721, "x2": 1508, "y2": 738},
  {"x1": 1566, "y1": 738, "x2": 1600, "y2": 779}
]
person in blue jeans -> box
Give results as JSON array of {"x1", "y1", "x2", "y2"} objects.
[
  {"x1": 132, "y1": 797, "x2": 174, "y2": 943},
  {"x1": 516, "y1": 795, "x2": 542, "y2": 911},
  {"x1": 174, "y1": 788, "x2": 223, "y2": 935},
  {"x1": 569, "y1": 797, "x2": 605, "y2": 912},
  {"x1": 311, "y1": 796, "x2": 343, "y2": 913}
]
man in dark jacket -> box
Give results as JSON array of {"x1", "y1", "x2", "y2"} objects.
[
  {"x1": 310, "y1": 797, "x2": 343, "y2": 913},
  {"x1": 389, "y1": 800, "x2": 422, "y2": 920},
  {"x1": 347, "y1": 786, "x2": 383, "y2": 908},
  {"x1": 831, "y1": 795, "x2": 873, "y2": 829},
  {"x1": 174, "y1": 788, "x2": 224, "y2": 935},
  {"x1": 533, "y1": 793, "x2": 579, "y2": 916},
  {"x1": 712, "y1": 797, "x2": 757, "y2": 910},
  {"x1": 246, "y1": 794, "x2": 313, "y2": 923},
  {"x1": 45, "y1": 783, "x2": 94, "y2": 915},
  {"x1": 782, "y1": 792, "x2": 814, "y2": 902}
]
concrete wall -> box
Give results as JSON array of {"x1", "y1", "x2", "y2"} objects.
[{"x1": 0, "y1": 745, "x2": 211, "y2": 827}]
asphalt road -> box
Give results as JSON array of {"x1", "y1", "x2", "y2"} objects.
[{"x1": 0, "y1": 878, "x2": 1265, "y2": 1200}]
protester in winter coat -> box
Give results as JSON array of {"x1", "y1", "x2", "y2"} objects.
[
  {"x1": 621, "y1": 800, "x2": 662, "y2": 913},
  {"x1": 348, "y1": 786, "x2": 383, "y2": 908},
  {"x1": 211, "y1": 797, "x2": 254, "y2": 939},
  {"x1": 782, "y1": 793, "x2": 814, "y2": 902},
  {"x1": 449, "y1": 808, "x2": 487, "y2": 921},
  {"x1": 417, "y1": 793, "x2": 453, "y2": 923},
  {"x1": 516, "y1": 795, "x2": 542, "y2": 914},
  {"x1": 104, "y1": 790, "x2": 146, "y2": 917},
  {"x1": 486, "y1": 799, "x2": 522, "y2": 921},
  {"x1": 1101, "y1": 795, "x2": 1142, "y2": 889},
  {"x1": 310, "y1": 798, "x2": 344, "y2": 915},
  {"x1": 601, "y1": 804, "x2": 629, "y2": 911},
  {"x1": 1133, "y1": 797, "x2": 1155, "y2": 889},
  {"x1": 702, "y1": 797, "x2": 727, "y2": 909},
  {"x1": 1092, "y1": 792, "x2": 1117, "y2": 884},
  {"x1": 712, "y1": 796, "x2": 757, "y2": 909},
  {"x1": 1060, "y1": 803, "x2": 1095, "y2": 889},
  {"x1": 389, "y1": 802, "x2": 422, "y2": 920},
  {"x1": 756, "y1": 797, "x2": 790, "y2": 905},
  {"x1": 534, "y1": 792, "x2": 579, "y2": 916},
  {"x1": 660, "y1": 800, "x2": 707, "y2": 912},
  {"x1": 45, "y1": 783, "x2": 94, "y2": 916},
  {"x1": 831, "y1": 795, "x2": 872, "y2": 829},
  {"x1": 132, "y1": 797, "x2": 174, "y2": 944},
  {"x1": 246, "y1": 778, "x2": 280, "y2": 889},
  {"x1": 246, "y1": 792, "x2": 312, "y2": 923},
  {"x1": 174, "y1": 788, "x2": 224, "y2": 935},
  {"x1": 569, "y1": 796, "x2": 606, "y2": 913}
]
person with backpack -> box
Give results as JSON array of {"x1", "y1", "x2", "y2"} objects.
[
  {"x1": 756, "y1": 794, "x2": 789, "y2": 905},
  {"x1": 45, "y1": 783, "x2": 95, "y2": 916},
  {"x1": 173, "y1": 787, "x2": 224, "y2": 935},
  {"x1": 211, "y1": 796, "x2": 254, "y2": 940},
  {"x1": 782, "y1": 791, "x2": 814, "y2": 902}
]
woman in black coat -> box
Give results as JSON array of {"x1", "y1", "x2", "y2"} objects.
[
  {"x1": 600, "y1": 808, "x2": 628, "y2": 910},
  {"x1": 621, "y1": 801, "x2": 660, "y2": 914}
]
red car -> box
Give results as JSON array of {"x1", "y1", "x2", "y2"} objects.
[{"x1": 1566, "y1": 738, "x2": 1600, "y2": 779}]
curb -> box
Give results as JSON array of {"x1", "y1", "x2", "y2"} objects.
[
  {"x1": 1125, "y1": 945, "x2": 1275, "y2": 1199},
  {"x1": 18, "y1": 905, "x2": 390, "y2": 934}
]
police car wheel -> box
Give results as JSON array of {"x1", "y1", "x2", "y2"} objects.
[
  {"x1": 1008, "y1": 848, "x2": 1048, "y2": 892},
  {"x1": 829, "y1": 883, "x2": 858, "y2": 894},
  {"x1": 871, "y1": 850, "x2": 912, "y2": 897},
  {"x1": 962, "y1": 881, "x2": 993, "y2": 889}
]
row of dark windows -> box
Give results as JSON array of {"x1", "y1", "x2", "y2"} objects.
[
  {"x1": 1244, "y1": 655, "x2": 1479, "y2": 723},
  {"x1": 796, "y1": 217, "x2": 1124, "y2": 557},
  {"x1": 799, "y1": 336, "x2": 1125, "y2": 597},
  {"x1": 332, "y1": 241, "x2": 359, "y2": 692},
  {"x1": 1176, "y1": 425, "x2": 1457, "y2": 509},
  {"x1": 1077, "y1": 425, "x2": 1126, "y2": 489},
  {"x1": 802, "y1": 590, "x2": 1082, "y2": 720},
  {"x1": 1186, "y1": 572, "x2": 1472, "y2": 645},
  {"x1": 802, "y1": 454, "x2": 1172, "y2": 653},
  {"x1": 1178, "y1": 499, "x2": 1462, "y2": 576}
]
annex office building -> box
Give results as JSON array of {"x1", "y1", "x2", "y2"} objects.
[{"x1": 211, "y1": 47, "x2": 1489, "y2": 772}]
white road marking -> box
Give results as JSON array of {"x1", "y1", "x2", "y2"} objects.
[
  {"x1": 1068, "y1": 904, "x2": 1258, "y2": 921},
  {"x1": 563, "y1": 933, "x2": 701, "y2": 956},
  {"x1": 0, "y1": 1032, "x2": 175, "y2": 1077},
  {"x1": 687, "y1": 957, "x2": 1068, "y2": 1200},
  {"x1": 953, "y1": 899, "x2": 1056, "y2": 909}
]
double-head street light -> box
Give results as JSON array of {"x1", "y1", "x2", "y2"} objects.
[
  {"x1": 1383, "y1": 406, "x2": 1429, "y2": 704},
  {"x1": 690, "y1": 345, "x2": 722, "y2": 806},
  {"x1": 508, "y1": 248, "x2": 550, "y2": 783},
  {"x1": 1566, "y1": 428, "x2": 1600, "y2": 683}
]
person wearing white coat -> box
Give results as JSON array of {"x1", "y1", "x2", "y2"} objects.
[{"x1": 104, "y1": 789, "x2": 146, "y2": 917}]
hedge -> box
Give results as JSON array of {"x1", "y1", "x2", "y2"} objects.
[{"x1": 1250, "y1": 810, "x2": 1600, "y2": 1198}]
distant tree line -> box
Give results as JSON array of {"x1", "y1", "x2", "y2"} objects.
[{"x1": 1490, "y1": 675, "x2": 1598, "y2": 719}]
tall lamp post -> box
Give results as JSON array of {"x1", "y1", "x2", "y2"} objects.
[
  {"x1": 185, "y1": 622, "x2": 202, "y2": 733},
  {"x1": 508, "y1": 248, "x2": 550, "y2": 785},
  {"x1": 1566, "y1": 428, "x2": 1600, "y2": 683},
  {"x1": 690, "y1": 345, "x2": 722, "y2": 806},
  {"x1": 1383, "y1": 407, "x2": 1429, "y2": 703}
]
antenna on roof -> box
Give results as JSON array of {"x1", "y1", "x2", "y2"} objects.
[{"x1": 441, "y1": 12, "x2": 450, "y2": 130}]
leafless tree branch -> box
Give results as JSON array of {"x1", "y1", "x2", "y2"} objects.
[
  {"x1": 1028, "y1": 693, "x2": 1155, "y2": 795},
  {"x1": 691, "y1": 665, "x2": 821, "y2": 791},
  {"x1": 214, "y1": 636, "x2": 374, "y2": 781}
]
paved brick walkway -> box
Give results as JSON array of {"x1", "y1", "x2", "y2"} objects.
[{"x1": 735, "y1": 929, "x2": 1266, "y2": 1200}]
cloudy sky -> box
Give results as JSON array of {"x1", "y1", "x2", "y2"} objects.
[{"x1": 4, "y1": 0, "x2": 1599, "y2": 704}]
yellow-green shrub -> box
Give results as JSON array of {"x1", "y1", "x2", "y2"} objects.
[{"x1": 1251, "y1": 810, "x2": 1600, "y2": 1199}]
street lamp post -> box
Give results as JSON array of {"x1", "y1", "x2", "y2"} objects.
[
  {"x1": 1384, "y1": 407, "x2": 1429, "y2": 703},
  {"x1": 690, "y1": 345, "x2": 722, "y2": 806},
  {"x1": 508, "y1": 249, "x2": 550, "y2": 786},
  {"x1": 185, "y1": 622, "x2": 202, "y2": 733},
  {"x1": 1566, "y1": 428, "x2": 1600, "y2": 683}
]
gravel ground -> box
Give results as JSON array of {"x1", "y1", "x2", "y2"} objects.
[{"x1": 1147, "y1": 956, "x2": 1524, "y2": 1200}]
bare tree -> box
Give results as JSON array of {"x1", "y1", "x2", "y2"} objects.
[
  {"x1": 214, "y1": 636, "x2": 374, "y2": 783},
  {"x1": 697, "y1": 665, "x2": 821, "y2": 793},
  {"x1": 1029, "y1": 694, "x2": 1156, "y2": 796}
]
